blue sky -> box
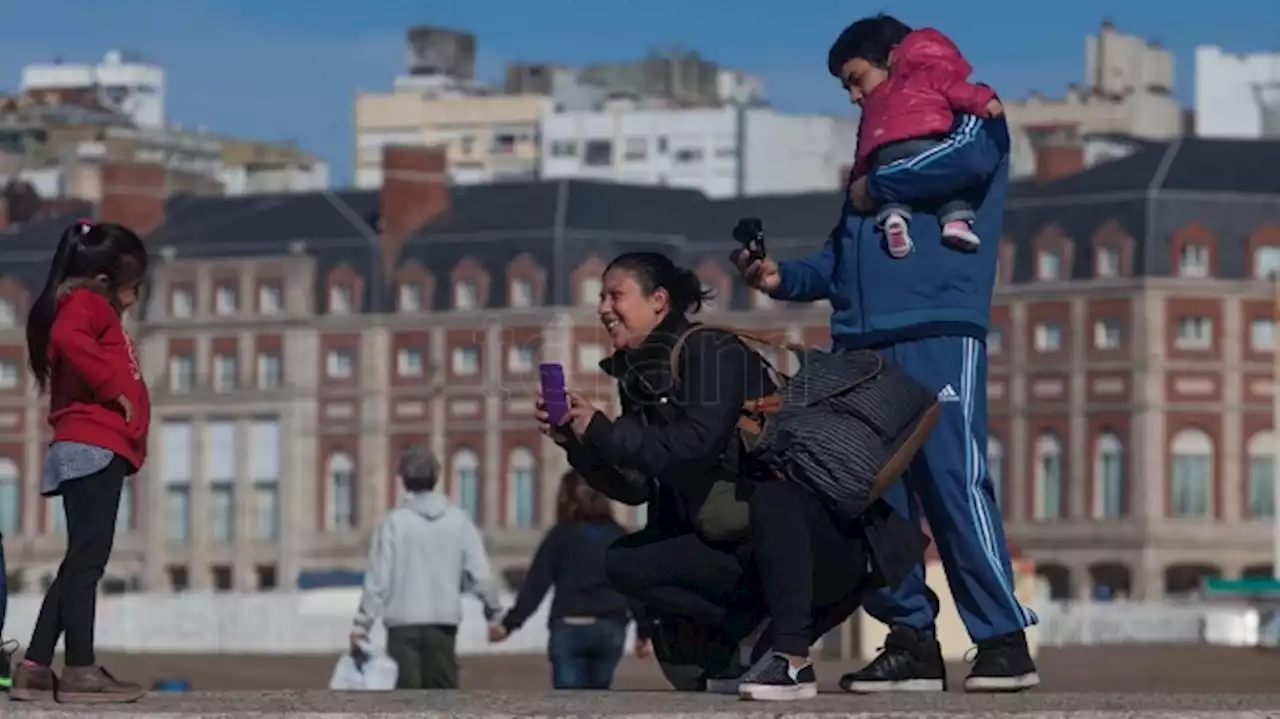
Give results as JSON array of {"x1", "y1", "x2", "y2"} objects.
[{"x1": 2, "y1": 0, "x2": 1277, "y2": 186}]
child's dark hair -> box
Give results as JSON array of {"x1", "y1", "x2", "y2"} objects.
[
  {"x1": 828, "y1": 13, "x2": 914, "y2": 75},
  {"x1": 605, "y1": 252, "x2": 714, "y2": 316},
  {"x1": 26, "y1": 220, "x2": 148, "y2": 391}
]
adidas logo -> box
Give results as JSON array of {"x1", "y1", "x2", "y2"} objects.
[{"x1": 937, "y1": 384, "x2": 960, "y2": 402}]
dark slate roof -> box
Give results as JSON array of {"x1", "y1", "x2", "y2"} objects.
[{"x1": 0, "y1": 204, "x2": 95, "y2": 296}]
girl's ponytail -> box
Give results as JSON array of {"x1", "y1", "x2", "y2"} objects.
[{"x1": 26, "y1": 221, "x2": 92, "y2": 391}]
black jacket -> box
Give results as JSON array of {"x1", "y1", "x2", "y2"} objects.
[{"x1": 567, "y1": 313, "x2": 773, "y2": 531}]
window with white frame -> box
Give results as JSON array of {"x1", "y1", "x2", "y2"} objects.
[
  {"x1": 1034, "y1": 433, "x2": 1064, "y2": 520},
  {"x1": 1251, "y1": 318, "x2": 1275, "y2": 352},
  {"x1": 509, "y1": 278, "x2": 534, "y2": 308},
  {"x1": 0, "y1": 298, "x2": 15, "y2": 327},
  {"x1": 1095, "y1": 246, "x2": 1120, "y2": 278},
  {"x1": 1093, "y1": 318, "x2": 1122, "y2": 350},
  {"x1": 1036, "y1": 249, "x2": 1061, "y2": 281},
  {"x1": 397, "y1": 282, "x2": 420, "y2": 312},
  {"x1": 256, "y1": 352, "x2": 282, "y2": 390},
  {"x1": 577, "y1": 343, "x2": 606, "y2": 373},
  {"x1": 1170, "y1": 428, "x2": 1213, "y2": 518},
  {"x1": 49, "y1": 495, "x2": 65, "y2": 534},
  {"x1": 1175, "y1": 317, "x2": 1213, "y2": 350},
  {"x1": 328, "y1": 285, "x2": 352, "y2": 315},
  {"x1": 1033, "y1": 322, "x2": 1062, "y2": 352},
  {"x1": 213, "y1": 354, "x2": 238, "y2": 392},
  {"x1": 0, "y1": 359, "x2": 17, "y2": 389},
  {"x1": 1247, "y1": 431, "x2": 1276, "y2": 519},
  {"x1": 213, "y1": 284, "x2": 238, "y2": 316},
  {"x1": 987, "y1": 436, "x2": 1004, "y2": 508},
  {"x1": 987, "y1": 328, "x2": 1003, "y2": 355},
  {"x1": 507, "y1": 447, "x2": 536, "y2": 528},
  {"x1": 1256, "y1": 247, "x2": 1280, "y2": 279},
  {"x1": 451, "y1": 449, "x2": 480, "y2": 520},
  {"x1": 168, "y1": 355, "x2": 194, "y2": 393},
  {"x1": 453, "y1": 280, "x2": 478, "y2": 310},
  {"x1": 580, "y1": 276, "x2": 602, "y2": 306},
  {"x1": 326, "y1": 452, "x2": 356, "y2": 531},
  {"x1": 452, "y1": 346, "x2": 480, "y2": 376},
  {"x1": 171, "y1": 286, "x2": 194, "y2": 318},
  {"x1": 250, "y1": 418, "x2": 280, "y2": 540},
  {"x1": 206, "y1": 420, "x2": 236, "y2": 543},
  {"x1": 116, "y1": 481, "x2": 132, "y2": 534},
  {"x1": 325, "y1": 348, "x2": 354, "y2": 379},
  {"x1": 507, "y1": 345, "x2": 535, "y2": 374},
  {"x1": 162, "y1": 421, "x2": 193, "y2": 542},
  {"x1": 1178, "y1": 244, "x2": 1209, "y2": 278},
  {"x1": 397, "y1": 347, "x2": 424, "y2": 377},
  {"x1": 258, "y1": 282, "x2": 282, "y2": 315},
  {"x1": 1094, "y1": 433, "x2": 1125, "y2": 519}
]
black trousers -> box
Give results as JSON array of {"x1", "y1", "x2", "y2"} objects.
[
  {"x1": 27, "y1": 457, "x2": 127, "y2": 667},
  {"x1": 606, "y1": 480, "x2": 869, "y2": 659},
  {"x1": 386, "y1": 624, "x2": 458, "y2": 689}
]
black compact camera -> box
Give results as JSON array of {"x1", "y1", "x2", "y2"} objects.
[{"x1": 732, "y1": 217, "x2": 766, "y2": 262}]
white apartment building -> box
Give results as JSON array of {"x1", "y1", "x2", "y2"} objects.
[
  {"x1": 539, "y1": 103, "x2": 856, "y2": 198},
  {"x1": 22, "y1": 50, "x2": 165, "y2": 128},
  {"x1": 1195, "y1": 46, "x2": 1280, "y2": 139}
]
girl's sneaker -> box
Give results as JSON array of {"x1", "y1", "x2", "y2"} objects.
[
  {"x1": 884, "y1": 214, "x2": 913, "y2": 258},
  {"x1": 942, "y1": 220, "x2": 980, "y2": 250}
]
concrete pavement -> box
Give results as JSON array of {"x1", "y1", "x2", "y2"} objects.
[{"x1": 4, "y1": 690, "x2": 1280, "y2": 718}]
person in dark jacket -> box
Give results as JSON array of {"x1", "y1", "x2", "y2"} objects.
[
  {"x1": 537, "y1": 252, "x2": 901, "y2": 702},
  {"x1": 488, "y1": 470, "x2": 652, "y2": 689}
]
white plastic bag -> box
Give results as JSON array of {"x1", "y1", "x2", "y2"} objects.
[{"x1": 329, "y1": 641, "x2": 399, "y2": 690}]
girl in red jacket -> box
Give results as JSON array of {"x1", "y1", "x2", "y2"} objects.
[{"x1": 10, "y1": 220, "x2": 149, "y2": 705}]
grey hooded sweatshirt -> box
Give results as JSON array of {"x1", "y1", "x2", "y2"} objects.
[{"x1": 353, "y1": 491, "x2": 503, "y2": 633}]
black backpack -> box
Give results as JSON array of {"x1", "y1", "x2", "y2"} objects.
[{"x1": 670, "y1": 326, "x2": 940, "y2": 524}]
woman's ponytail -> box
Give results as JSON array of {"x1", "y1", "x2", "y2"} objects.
[{"x1": 671, "y1": 267, "x2": 714, "y2": 315}]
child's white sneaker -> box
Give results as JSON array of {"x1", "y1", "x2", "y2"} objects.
[
  {"x1": 943, "y1": 220, "x2": 980, "y2": 250},
  {"x1": 884, "y1": 213, "x2": 913, "y2": 258}
]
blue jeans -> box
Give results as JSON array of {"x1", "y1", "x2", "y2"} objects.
[{"x1": 548, "y1": 619, "x2": 625, "y2": 689}]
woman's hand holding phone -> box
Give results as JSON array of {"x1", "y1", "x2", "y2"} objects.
[{"x1": 536, "y1": 393, "x2": 574, "y2": 445}]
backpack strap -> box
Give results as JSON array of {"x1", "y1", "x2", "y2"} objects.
[{"x1": 668, "y1": 323, "x2": 801, "y2": 385}]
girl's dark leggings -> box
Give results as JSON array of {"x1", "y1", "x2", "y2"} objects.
[{"x1": 25, "y1": 457, "x2": 126, "y2": 667}]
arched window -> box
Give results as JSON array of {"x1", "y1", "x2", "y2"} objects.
[
  {"x1": 327, "y1": 452, "x2": 356, "y2": 531},
  {"x1": 987, "y1": 436, "x2": 1004, "y2": 509},
  {"x1": 452, "y1": 449, "x2": 480, "y2": 521},
  {"x1": 1034, "y1": 434, "x2": 1063, "y2": 520},
  {"x1": 579, "y1": 276, "x2": 602, "y2": 307},
  {"x1": 507, "y1": 447, "x2": 536, "y2": 528},
  {"x1": 1170, "y1": 428, "x2": 1214, "y2": 518},
  {"x1": 1247, "y1": 431, "x2": 1275, "y2": 518},
  {"x1": 1094, "y1": 433, "x2": 1125, "y2": 519},
  {"x1": 117, "y1": 480, "x2": 133, "y2": 534},
  {"x1": 0, "y1": 458, "x2": 18, "y2": 534}
]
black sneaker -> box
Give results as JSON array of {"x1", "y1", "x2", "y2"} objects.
[
  {"x1": 0, "y1": 639, "x2": 18, "y2": 691},
  {"x1": 737, "y1": 652, "x2": 817, "y2": 701},
  {"x1": 963, "y1": 630, "x2": 1040, "y2": 693},
  {"x1": 839, "y1": 625, "x2": 946, "y2": 693}
]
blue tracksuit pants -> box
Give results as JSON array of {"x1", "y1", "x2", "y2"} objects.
[{"x1": 857, "y1": 334, "x2": 1036, "y2": 641}]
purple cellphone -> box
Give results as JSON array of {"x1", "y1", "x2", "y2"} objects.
[{"x1": 540, "y1": 363, "x2": 569, "y2": 425}]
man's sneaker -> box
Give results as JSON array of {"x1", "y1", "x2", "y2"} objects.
[
  {"x1": 0, "y1": 640, "x2": 17, "y2": 690},
  {"x1": 964, "y1": 630, "x2": 1040, "y2": 693},
  {"x1": 705, "y1": 660, "x2": 749, "y2": 695},
  {"x1": 9, "y1": 661, "x2": 58, "y2": 702},
  {"x1": 839, "y1": 625, "x2": 946, "y2": 693},
  {"x1": 737, "y1": 652, "x2": 818, "y2": 702},
  {"x1": 56, "y1": 665, "x2": 146, "y2": 704}
]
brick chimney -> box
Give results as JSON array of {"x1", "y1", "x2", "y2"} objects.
[
  {"x1": 98, "y1": 161, "x2": 167, "y2": 235},
  {"x1": 379, "y1": 145, "x2": 449, "y2": 267},
  {"x1": 1030, "y1": 124, "x2": 1085, "y2": 183}
]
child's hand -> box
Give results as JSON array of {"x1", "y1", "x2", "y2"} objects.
[
  {"x1": 849, "y1": 176, "x2": 874, "y2": 212},
  {"x1": 113, "y1": 394, "x2": 134, "y2": 424},
  {"x1": 985, "y1": 99, "x2": 1005, "y2": 117}
]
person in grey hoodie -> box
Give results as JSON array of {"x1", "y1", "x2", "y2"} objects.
[{"x1": 350, "y1": 445, "x2": 503, "y2": 689}]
